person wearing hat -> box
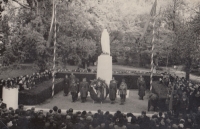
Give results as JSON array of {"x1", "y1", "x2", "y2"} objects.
[
  {"x1": 9, "y1": 120, "x2": 18, "y2": 129},
  {"x1": 137, "y1": 75, "x2": 146, "y2": 100},
  {"x1": 79, "y1": 78, "x2": 89, "y2": 103},
  {"x1": 109, "y1": 77, "x2": 118, "y2": 104},
  {"x1": 70, "y1": 79, "x2": 78, "y2": 102},
  {"x1": 118, "y1": 79, "x2": 127, "y2": 105},
  {"x1": 70, "y1": 72, "x2": 76, "y2": 81},
  {"x1": 138, "y1": 111, "x2": 150, "y2": 129},
  {"x1": 180, "y1": 93, "x2": 189, "y2": 117},
  {"x1": 172, "y1": 94, "x2": 180, "y2": 117},
  {"x1": 63, "y1": 74, "x2": 70, "y2": 96},
  {"x1": 0, "y1": 98, "x2": 6, "y2": 109}
]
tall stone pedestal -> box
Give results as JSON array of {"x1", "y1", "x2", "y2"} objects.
[
  {"x1": 2, "y1": 87, "x2": 18, "y2": 109},
  {"x1": 97, "y1": 54, "x2": 112, "y2": 85}
]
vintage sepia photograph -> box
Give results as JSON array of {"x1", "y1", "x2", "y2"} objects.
[{"x1": 0, "y1": 0, "x2": 200, "y2": 129}]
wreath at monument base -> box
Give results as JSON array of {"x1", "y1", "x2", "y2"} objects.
[{"x1": 89, "y1": 78, "x2": 109, "y2": 102}]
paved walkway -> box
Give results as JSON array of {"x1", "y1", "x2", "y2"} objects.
[{"x1": 29, "y1": 90, "x2": 153, "y2": 115}]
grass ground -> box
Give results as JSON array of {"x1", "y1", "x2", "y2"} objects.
[{"x1": 0, "y1": 64, "x2": 38, "y2": 79}]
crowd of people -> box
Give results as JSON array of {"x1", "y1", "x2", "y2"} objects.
[
  {"x1": 1, "y1": 69, "x2": 200, "y2": 128},
  {"x1": 0, "y1": 70, "x2": 52, "y2": 91},
  {"x1": 0, "y1": 103, "x2": 200, "y2": 129},
  {"x1": 63, "y1": 73, "x2": 128, "y2": 105},
  {"x1": 162, "y1": 75, "x2": 200, "y2": 117}
]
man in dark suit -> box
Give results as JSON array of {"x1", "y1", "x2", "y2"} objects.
[
  {"x1": 0, "y1": 98, "x2": 7, "y2": 109},
  {"x1": 109, "y1": 77, "x2": 117, "y2": 104},
  {"x1": 137, "y1": 75, "x2": 146, "y2": 100},
  {"x1": 63, "y1": 75, "x2": 70, "y2": 96},
  {"x1": 70, "y1": 80, "x2": 78, "y2": 102},
  {"x1": 79, "y1": 78, "x2": 89, "y2": 103},
  {"x1": 118, "y1": 79, "x2": 127, "y2": 105}
]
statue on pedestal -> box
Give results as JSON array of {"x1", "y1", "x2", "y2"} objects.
[{"x1": 101, "y1": 29, "x2": 110, "y2": 55}]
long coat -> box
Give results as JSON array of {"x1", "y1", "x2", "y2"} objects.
[
  {"x1": 137, "y1": 77, "x2": 146, "y2": 97},
  {"x1": 109, "y1": 80, "x2": 117, "y2": 100},
  {"x1": 80, "y1": 81, "x2": 89, "y2": 98},
  {"x1": 63, "y1": 78, "x2": 70, "y2": 94},
  {"x1": 118, "y1": 82, "x2": 127, "y2": 95},
  {"x1": 70, "y1": 81, "x2": 78, "y2": 93}
]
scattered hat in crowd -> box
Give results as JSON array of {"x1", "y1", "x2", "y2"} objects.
[
  {"x1": 82, "y1": 111, "x2": 87, "y2": 116},
  {"x1": 66, "y1": 115, "x2": 71, "y2": 120},
  {"x1": 61, "y1": 123, "x2": 66, "y2": 128},
  {"x1": 172, "y1": 124, "x2": 178, "y2": 129},
  {"x1": 69, "y1": 108, "x2": 73, "y2": 112},
  {"x1": 87, "y1": 111, "x2": 93, "y2": 117},
  {"x1": 86, "y1": 116, "x2": 93, "y2": 121},
  {"x1": 180, "y1": 119, "x2": 185, "y2": 123},
  {"x1": 105, "y1": 111, "x2": 110, "y2": 115},
  {"x1": 160, "y1": 119, "x2": 165, "y2": 125},
  {"x1": 166, "y1": 118, "x2": 171, "y2": 124},
  {"x1": 142, "y1": 111, "x2": 146, "y2": 115},
  {"x1": 31, "y1": 107, "x2": 35, "y2": 111},
  {"x1": 179, "y1": 124, "x2": 184, "y2": 128},
  {"x1": 127, "y1": 116, "x2": 132, "y2": 123}
]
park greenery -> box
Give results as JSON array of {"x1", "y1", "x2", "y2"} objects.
[{"x1": 0, "y1": 0, "x2": 200, "y2": 80}]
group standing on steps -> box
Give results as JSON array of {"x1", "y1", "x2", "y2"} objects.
[{"x1": 63, "y1": 73, "x2": 147, "y2": 105}]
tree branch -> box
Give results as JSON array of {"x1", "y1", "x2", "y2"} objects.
[{"x1": 12, "y1": 0, "x2": 31, "y2": 9}]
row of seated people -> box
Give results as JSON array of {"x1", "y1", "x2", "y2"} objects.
[
  {"x1": 0, "y1": 103, "x2": 200, "y2": 129},
  {"x1": 0, "y1": 70, "x2": 52, "y2": 91}
]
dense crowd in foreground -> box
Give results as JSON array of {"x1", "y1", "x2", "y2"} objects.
[
  {"x1": 0, "y1": 104, "x2": 200, "y2": 129},
  {"x1": 161, "y1": 75, "x2": 200, "y2": 116}
]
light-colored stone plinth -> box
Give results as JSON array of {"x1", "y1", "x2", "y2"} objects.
[
  {"x1": 97, "y1": 54, "x2": 112, "y2": 86},
  {"x1": 2, "y1": 87, "x2": 19, "y2": 109}
]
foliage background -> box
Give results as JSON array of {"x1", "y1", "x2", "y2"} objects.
[{"x1": 0, "y1": 0, "x2": 200, "y2": 79}]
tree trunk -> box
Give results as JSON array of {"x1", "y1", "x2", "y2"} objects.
[
  {"x1": 185, "y1": 58, "x2": 192, "y2": 81},
  {"x1": 185, "y1": 66, "x2": 190, "y2": 81}
]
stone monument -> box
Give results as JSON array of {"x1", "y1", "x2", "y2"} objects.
[
  {"x1": 97, "y1": 29, "x2": 112, "y2": 86},
  {"x1": 3, "y1": 87, "x2": 18, "y2": 109}
]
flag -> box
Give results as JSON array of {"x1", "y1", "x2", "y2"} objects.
[{"x1": 138, "y1": 0, "x2": 157, "y2": 42}]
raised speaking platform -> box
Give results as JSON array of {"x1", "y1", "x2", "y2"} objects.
[{"x1": 18, "y1": 72, "x2": 163, "y2": 105}]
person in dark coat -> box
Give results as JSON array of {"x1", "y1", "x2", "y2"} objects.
[
  {"x1": 70, "y1": 72, "x2": 76, "y2": 81},
  {"x1": 70, "y1": 80, "x2": 78, "y2": 102},
  {"x1": 138, "y1": 111, "x2": 150, "y2": 129},
  {"x1": 109, "y1": 77, "x2": 117, "y2": 104},
  {"x1": 118, "y1": 79, "x2": 127, "y2": 105},
  {"x1": 137, "y1": 75, "x2": 146, "y2": 100},
  {"x1": 172, "y1": 94, "x2": 180, "y2": 117},
  {"x1": 63, "y1": 75, "x2": 70, "y2": 96},
  {"x1": 79, "y1": 78, "x2": 89, "y2": 103},
  {"x1": 179, "y1": 93, "x2": 189, "y2": 117},
  {"x1": 0, "y1": 98, "x2": 7, "y2": 109}
]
